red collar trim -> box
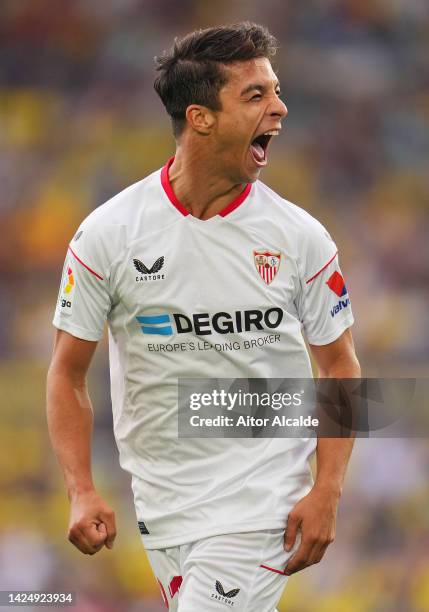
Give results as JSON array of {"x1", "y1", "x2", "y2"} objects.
[
  {"x1": 219, "y1": 182, "x2": 251, "y2": 217},
  {"x1": 160, "y1": 157, "x2": 251, "y2": 218},
  {"x1": 161, "y1": 157, "x2": 189, "y2": 216}
]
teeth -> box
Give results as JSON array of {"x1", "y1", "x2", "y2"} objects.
[{"x1": 263, "y1": 130, "x2": 279, "y2": 136}]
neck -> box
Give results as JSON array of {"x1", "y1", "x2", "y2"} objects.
[{"x1": 168, "y1": 144, "x2": 248, "y2": 220}]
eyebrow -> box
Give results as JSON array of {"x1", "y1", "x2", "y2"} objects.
[{"x1": 240, "y1": 81, "x2": 281, "y2": 96}]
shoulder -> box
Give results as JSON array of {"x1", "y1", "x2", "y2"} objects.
[
  {"x1": 254, "y1": 181, "x2": 337, "y2": 280},
  {"x1": 254, "y1": 180, "x2": 333, "y2": 242},
  {"x1": 70, "y1": 168, "x2": 162, "y2": 269},
  {"x1": 82, "y1": 168, "x2": 161, "y2": 228}
]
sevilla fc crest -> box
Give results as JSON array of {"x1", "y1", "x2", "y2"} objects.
[{"x1": 254, "y1": 250, "x2": 281, "y2": 285}]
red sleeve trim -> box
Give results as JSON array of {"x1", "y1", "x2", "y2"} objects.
[
  {"x1": 305, "y1": 251, "x2": 338, "y2": 284},
  {"x1": 260, "y1": 564, "x2": 288, "y2": 576},
  {"x1": 68, "y1": 246, "x2": 104, "y2": 280}
]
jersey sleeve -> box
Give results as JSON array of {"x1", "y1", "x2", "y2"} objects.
[
  {"x1": 296, "y1": 221, "x2": 354, "y2": 346},
  {"x1": 52, "y1": 222, "x2": 112, "y2": 342}
]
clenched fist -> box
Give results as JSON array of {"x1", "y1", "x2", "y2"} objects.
[{"x1": 67, "y1": 490, "x2": 116, "y2": 555}]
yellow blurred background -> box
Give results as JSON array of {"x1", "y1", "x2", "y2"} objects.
[{"x1": 0, "y1": 1, "x2": 428, "y2": 610}]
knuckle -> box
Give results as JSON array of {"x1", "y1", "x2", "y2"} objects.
[
  {"x1": 322, "y1": 535, "x2": 333, "y2": 546},
  {"x1": 85, "y1": 545, "x2": 98, "y2": 555},
  {"x1": 68, "y1": 529, "x2": 77, "y2": 541}
]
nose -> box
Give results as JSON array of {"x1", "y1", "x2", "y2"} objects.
[{"x1": 269, "y1": 96, "x2": 288, "y2": 120}]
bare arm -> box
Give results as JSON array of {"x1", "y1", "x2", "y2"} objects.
[
  {"x1": 47, "y1": 329, "x2": 116, "y2": 554},
  {"x1": 284, "y1": 328, "x2": 360, "y2": 574},
  {"x1": 47, "y1": 330, "x2": 97, "y2": 497},
  {"x1": 311, "y1": 327, "x2": 360, "y2": 495}
]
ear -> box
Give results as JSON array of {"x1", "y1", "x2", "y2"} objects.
[{"x1": 185, "y1": 105, "x2": 216, "y2": 135}]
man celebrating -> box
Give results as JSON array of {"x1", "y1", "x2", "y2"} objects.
[{"x1": 47, "y1": 23, "x2": 360, "y2": 611}]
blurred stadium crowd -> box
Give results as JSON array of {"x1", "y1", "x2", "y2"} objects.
[{"x1": 0, "y1": 1, "x2": 428, "y2": 610}]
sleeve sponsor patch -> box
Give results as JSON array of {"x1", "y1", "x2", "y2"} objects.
[{"x1": 59, "y1": 260, "x2": 75, "y2": 315}]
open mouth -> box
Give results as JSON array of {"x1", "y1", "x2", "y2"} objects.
[{"x1": 249, "y1": 130, "x2": 279, "y2": 167}]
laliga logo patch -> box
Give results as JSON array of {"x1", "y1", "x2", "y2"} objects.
[
  {"x1": 60, "y1": 264, "x2": 75, "y2": 311},
  {"x1": 254, "y1": 250, "x2": 281, "y2": 285},
  {"x1": 63, "y1": 266, "x2": 75, "y2": 295}
]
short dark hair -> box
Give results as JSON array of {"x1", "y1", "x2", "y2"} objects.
[{"x1": 154, "y1": 22, "x2": 279, "y2": 137}]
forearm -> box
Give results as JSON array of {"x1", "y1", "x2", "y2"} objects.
[
  {"x1": 314, "y1": 437, "x2": 354, "y2": 497},
  {"x1": 46, "y1": 368, "x2": 95, "y2": 500},
  {"x1": 315, "y1": 348, "x2": 361, "y2": 496}
]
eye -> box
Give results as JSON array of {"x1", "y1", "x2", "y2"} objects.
[{"x1": 250, "y1": 94, "x2": 262, "y2": 101}]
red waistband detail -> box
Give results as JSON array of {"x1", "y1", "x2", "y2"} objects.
[{"x1": 260, "y1": 564, "x2": 288, "y2": 576}]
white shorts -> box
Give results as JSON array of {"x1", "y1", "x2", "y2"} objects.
[{"x1": 145, "y1": 529, "x2": 298, "y2": 612}]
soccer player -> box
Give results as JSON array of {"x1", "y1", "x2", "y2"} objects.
[{"x1": 47, "y1": 23, "x2": 360, "y2": 612}]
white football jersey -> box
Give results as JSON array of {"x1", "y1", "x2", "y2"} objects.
[{"x1": 53, "y1": 158, "x2": 354, "y2": 549}]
